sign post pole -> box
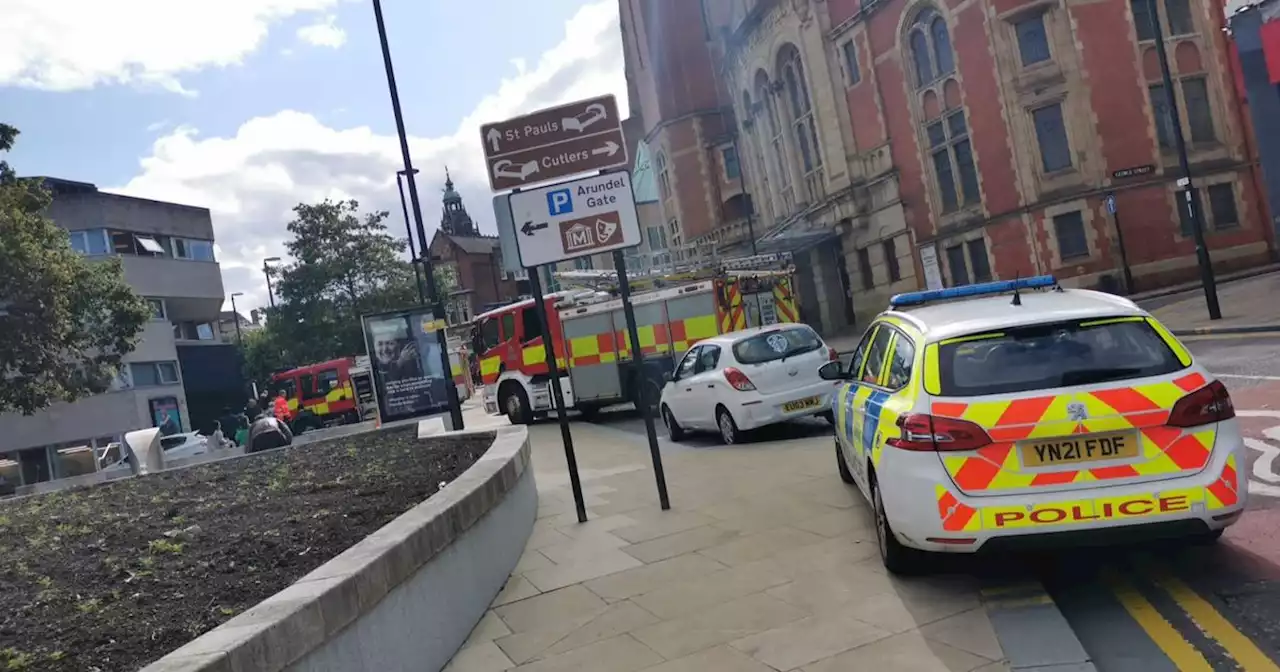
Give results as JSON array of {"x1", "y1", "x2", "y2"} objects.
[
  {"x1": 527, "y1": 265, "x2": 588, "y2": 524},
  {"x1": 612, "y1": 250, "x2": 671, "y2": 510},
  {"x1": 1106, "y1": 193, "x2": 1135, "y2": 295}
]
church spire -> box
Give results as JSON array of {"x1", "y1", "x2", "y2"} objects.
[{"x1": 439, "y1": 169, "x2": 476, "y2": 236}]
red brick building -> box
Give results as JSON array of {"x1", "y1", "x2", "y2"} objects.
[
  {"x1": 428, "y1": 175, "x2": 519, "y2": 322},
  {"x1": 823, "y1": 0, "x2": 1274, "y2": 292},
  {"x1": 627, "y1": 0, "x2": 1276, "y2": 333}
]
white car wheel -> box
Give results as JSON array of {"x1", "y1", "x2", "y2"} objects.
[{"x1": 717, "y1": 407, "x2": 741, "y2": 445}]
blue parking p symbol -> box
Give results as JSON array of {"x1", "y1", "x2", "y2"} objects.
[{"x1": 547, "y1": 189, "x2": 574, "y2": 216}]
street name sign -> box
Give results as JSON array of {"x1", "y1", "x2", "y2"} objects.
[
  {"x1": 480, "y1": 95, "x2": 628, "y2": 191},
  {"x1": 509, "y1": 171, "x2": 641, "y2": 267}
]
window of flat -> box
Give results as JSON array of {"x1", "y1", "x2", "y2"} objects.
[
  {"x1": 722, "y1": 146, "x2": 741, "y2": 181},
  {"x1": 928, "y1": 111, "x2": 980, "y2": 213},
  {"x1": 1208, "y1": 183, "x2": 1239, "y2": 230},
  {"x1": 1015, "y1": 13, "x2": 1051, "y2": 66},
  {"x1": 573, "y1": 256, "x2": 594, "y2": 270},
  {"x1": 131, "y1": 361, "x2": 180, "y2": 386},
  {"x1": 135, "y1": 235, "x2": 165, "y2": 255},
  {"x1": 1053, "y1": 211, "x2": 1089, "y2": 260},
  {"x1": 173, "y1": 238, "x2": 216, "y2": 262},
  {"x1": 146, "y1": 298, "x2": 166, "y2": 320},
  {"x1": 842, "y1": 40, "x2": 861, "y2": 86},
  {"x1": 1032, "y1": 103, "x2": 1072, "y2": 172},
  {"x1": 858, "y1": 247, "x2": 874, "y2": 290},
  {"x1": 967, "y1": 239, "x2": 992, "y2": 282},
  {"x1": 69, "y1": 229, "x2": 109, "y2": 255},
  {"x1": 883, "y1": 237, "x2": 901, "y2": 282}
]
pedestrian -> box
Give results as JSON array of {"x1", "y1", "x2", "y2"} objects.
[
  {"x1": 209, "y1": 421, "x2": 231, "y2": 450},
  {"x1": 273, "y1": 390, "x2": 293, "y2": 424},
  {"x1": 247, "y1": 414, "x2": 294, "y2": 454}
]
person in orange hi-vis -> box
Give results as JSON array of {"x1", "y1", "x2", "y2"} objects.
[{"x1": 272, "y1": 390, "x2": 293, "y2": 425}]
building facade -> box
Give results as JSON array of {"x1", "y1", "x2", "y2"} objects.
[
  {"x1": 428, "y1": 175, "x2": 521, "y2": 322},
  {"x1": 0, "y1": 178, "x2": 225, "y2": 488},
  {"x1": 625, "y1": 0, "x2": 1276, "y2": 332}
]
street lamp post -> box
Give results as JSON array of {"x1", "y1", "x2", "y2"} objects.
[
  {"x1": 262, "y1": 257, "x2": 281, "y2": 309},
  {"x1": 1147, "y1": 0, "x2": 1221, "y2": 320},
  {"x1": 372, "y1": 0, "x2": 464, "y2": 431},
  {"x1": 397, "y1": 169, "x2": 427, "y2": 304},
  {"x1": 229, "y1": 293, "x2": 245, "y2": 346}
]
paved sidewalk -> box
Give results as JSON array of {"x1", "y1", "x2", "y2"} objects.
[
  {"x1": 445, "y1": 421, "x2": 1008, "y2": 672},
  {"x1": 1146, "y1": 271, "x2": 1280, "y2": 335}
]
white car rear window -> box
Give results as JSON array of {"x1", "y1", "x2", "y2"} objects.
[
  {"x1": 733, "y1": 327, "x2": 823, "y2": 365},
  {"x1": 938, "y1": 318, "x2": 1187, "y2": 397}
]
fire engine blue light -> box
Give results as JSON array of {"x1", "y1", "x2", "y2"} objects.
[{"x1": 888, "y1": 275, "x2": 1057, "y2": 308}]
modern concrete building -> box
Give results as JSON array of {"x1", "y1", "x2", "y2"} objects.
[{"x1": 0, "y1": 178, "x2": 225, "y2": 488}]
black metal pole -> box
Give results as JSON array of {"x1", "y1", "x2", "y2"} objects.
[
  {"x1": 730, "y1": 134, "x2": 759, "y2": 256},
  {"x1": 528, "y1": 267, "x2": 587, "y2": 523},
  {"x1": 397, "y1": 170, "x2": 427, "y2": 304},
  {"x1": 262, "y1": 263, "x2": 276, "y2": 309},
  {"x1": 230, "y1": 295, "x2": 244, "y2": 346},
  {"x1": 1148, "y1": 0, "x2": 1221, "y2": 320},
  {"x1": 1109, "y1": 196, "x2": 1135, "y2": 295},
  {"x1": 613, "y1": 250, "x2": 671, "y2": 510},
  {"x1": 373, "y1": 0, "x2": 464, "y2": 430}
]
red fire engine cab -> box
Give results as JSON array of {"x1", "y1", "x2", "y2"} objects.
[{"x1": 270, "y1": 357, "x2": 378, "y2": 431}]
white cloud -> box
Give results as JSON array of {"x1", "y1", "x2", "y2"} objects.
[
  {"x1": 108, "y1": 1, "x2": 627, "y2": 312},
  {"x1": 296, "y1": 15, "x2": 347, "y2": 48},
  {"x1": 0, "y1": 0, "x2": 340, "y2": 92}
]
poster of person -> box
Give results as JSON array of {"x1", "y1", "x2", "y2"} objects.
[{"x1": 362, "y1": 308, "x2": 450, "y2": 423}]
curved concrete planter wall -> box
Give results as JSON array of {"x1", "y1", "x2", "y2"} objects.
[{"x1": 143, "y1": 425, "x2": 535, "y2": 672}]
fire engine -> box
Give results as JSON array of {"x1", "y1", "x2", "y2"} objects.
[
  {"x1": 271, "y1": 357, "x2": 378, "y2": 431},
  {"x1": 474, "y1": 255, "x2": 801, "y2": 424}
]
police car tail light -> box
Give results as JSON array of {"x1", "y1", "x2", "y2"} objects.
[
  {"x1": 723, "y1": 367, "x2": 757, "y2": 392},
  {"x1": 887, "y1": 414, "x2": 992, "y2": 452},
  {"x1": 1167, "y1": 380, "x2": 1235, "y2": 428}
]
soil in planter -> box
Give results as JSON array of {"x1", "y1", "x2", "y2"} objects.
[{"x1": 0, "y1": 426, "x2": 494, "y2": 672}]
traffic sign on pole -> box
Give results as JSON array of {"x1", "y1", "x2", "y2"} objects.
[
  {"x1": 509, "y1": 171, "x2": 642, "y2": 267},
  {"x1": 480, "y1": 95, "x2": 628, "y2": 191}
]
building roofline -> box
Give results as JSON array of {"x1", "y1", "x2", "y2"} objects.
[{"x1": 28, "y1": 176, "x2": 212, "y2": 214}]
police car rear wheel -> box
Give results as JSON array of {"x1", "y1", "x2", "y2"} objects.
[
  {"x1": 873, "y1": 479, "x2": 926, "y2": 575},
  {"x1": 835, "y1": 438, "x2": 855, "y2": 485}
]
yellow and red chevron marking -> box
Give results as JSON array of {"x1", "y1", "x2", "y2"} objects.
[
  {"x1": 936, "y1": 485, "x2": 980, "y2": 532},
  {"x1": 716, "y1": 280, "x2": 746, "y2": 333},
  {"x1": 1206, "y1": 454, "x2": 1239, "y2": 510},
  {"x1": 774, "y1": 280, "x2": 798, "y2": 323},
  {"x1": 932, "y1": 373, "x2": 1214, "y2": 492}
]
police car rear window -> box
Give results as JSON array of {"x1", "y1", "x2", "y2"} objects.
[
  {"x1": 733, "y1": 327, "x2": 823, "y2": 365},
  {"x1": 937, "y1": 318, "x2": 1186, "y2": 397}
]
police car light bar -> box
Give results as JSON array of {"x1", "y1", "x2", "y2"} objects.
[{"x1": 888, "y1": 275, "x2": 1058, "y2": 308}]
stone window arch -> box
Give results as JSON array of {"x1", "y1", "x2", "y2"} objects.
[
  {"x1": 905, "y1": 4, "x2": 979, "y2": 215},
  {"x1": 908, "y1": 8, "x2": 956, "y2": 88},
  {"x1": 655, "y1": 150, "x2": 671, "y2": 201},
  {"x1": 741, "y1": 89, "x2": 776, "y2": 222},
  {"x1": 755, "y1": 69, "x2": 795, "y2": 217},
  {"x1": 776, "y1": 43, "x2": 825, "y2": 204}
]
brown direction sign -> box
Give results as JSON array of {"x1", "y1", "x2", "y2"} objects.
[
  {"x1": 480, "y1": 95, "x2": 629, "y2": 191},
  {"x1": 558, "y1": 211, "x2": 625, "y2": 255}
]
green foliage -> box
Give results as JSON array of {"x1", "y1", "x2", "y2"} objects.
[
  {"x1": 240, "y1": 199, "x2": 425, "y2": 383},
  {"x1": 0, "y1": 124, "x2": 152, "y2": 415}
]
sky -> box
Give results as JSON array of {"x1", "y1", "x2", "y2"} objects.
[{"x1": 0, "y1": 0, "x2": 628, "y2": 313}]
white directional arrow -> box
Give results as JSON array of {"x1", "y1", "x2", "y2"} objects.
[
  {"x1": 486, "y1": 128, "x2": 502, "y2": 153},
  {"x1": 1237, "y1": 410, "x2": 1280, "y2": 497},
  {"x1": 591, "y1": 141, "x2": 621, "y2": 157}
]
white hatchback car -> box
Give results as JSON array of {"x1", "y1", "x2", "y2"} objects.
[{"x1": 660, "y1": 324, "x2": 841, "y2": 444}]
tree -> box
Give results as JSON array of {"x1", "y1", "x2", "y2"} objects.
[
  {"x1": 0, "y1": 124, "x2": 152, "y2": 415},
  {"x1": 263, "y1": 200, "x2": 421, "y2": 367}
]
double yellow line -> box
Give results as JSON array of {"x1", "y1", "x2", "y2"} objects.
[{"x1": 1104, "y1": 563, "x2": 1279, "y2": 671}]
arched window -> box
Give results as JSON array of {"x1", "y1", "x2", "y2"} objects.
[
  {"x1": 777, "y1": 44, "x2": 824, "y2": 206},
  {"x1": 908, "y1": 9, "x2": 955, "y2": 88},
  {"x1": 742, "y1": 89, "x2": 776, "y2": 222},
  {"x1": 755, "y1": 69, "x2": 794, "y2": 216}
]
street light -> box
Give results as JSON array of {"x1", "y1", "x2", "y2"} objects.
[
  {"x1": 1146, "y1": 0, "x2": 1221, "y2": 320},
  {"x1": 396, "y1": 169, "x2": 427, "y2": 304},
  {"x1": 262, "y1": 257, "x2": 281, "y2": 309},
  {"x1": 229, "y1": 293, "x2": 245, "y2": 346},
  {"x1": 372, "y1": 0, "x2": 464, "y2": 431}
]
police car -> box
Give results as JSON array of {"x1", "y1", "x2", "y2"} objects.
[{"x1": 821, "y1": 276, "x2": 1246, "y2": 574}]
